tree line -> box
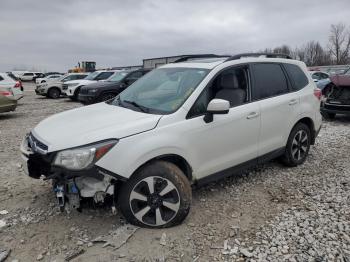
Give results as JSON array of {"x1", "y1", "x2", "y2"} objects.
[{"x1": 261, "y1": 23, "x2": 350, "y2": 66}]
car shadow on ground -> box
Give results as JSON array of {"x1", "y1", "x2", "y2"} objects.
[
  {"x1": 0, "y1": 112, "x2": 25, "y2": 120},
  {"x1": 324, "y1": 115, "x2": 350, "y2": 124}
]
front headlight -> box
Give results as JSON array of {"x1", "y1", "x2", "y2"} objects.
[
  {"x1": 67, "y1": 83, "x2": 79, "y2": 87},
  {"x1": 54, "y1": 140, "x2": 117, "y2": 170},
  {"x1": 88, "y1": 88, "x2": 98, "y2": 93}
]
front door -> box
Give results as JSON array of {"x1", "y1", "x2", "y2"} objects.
[{"x1": 181, "y1": 66, "x2": 261, "y2": 179}]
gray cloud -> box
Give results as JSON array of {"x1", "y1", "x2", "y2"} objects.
[{"x1": 0, "y1": 0, "x2": 349, "y2": 71}]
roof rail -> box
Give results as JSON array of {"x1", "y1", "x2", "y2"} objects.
[
  {"x1": 173, "y1": 54, "x2": 228, "y2": 63},
  {"x1": 225, "y1": 53, "x2": 292, "y2": 62}
]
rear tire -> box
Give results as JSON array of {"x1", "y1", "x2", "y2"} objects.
[
  {"x1": 119, "y1": 161, "x2": 192, "y2": 228},
  {"x1": 48, "y1": 88, "x2": 61, "y2": 99},
  {"x1": 281, "y1": 123, "x2": 311, "y2": 167}
]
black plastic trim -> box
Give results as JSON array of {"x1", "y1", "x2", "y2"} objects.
[{"x1": 226, "y1": 53, "x2": 292, "y2": 62}]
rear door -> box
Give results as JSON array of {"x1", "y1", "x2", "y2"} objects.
[{"x1": 251, "y1": 63, "x2": 300, "y2": 157}]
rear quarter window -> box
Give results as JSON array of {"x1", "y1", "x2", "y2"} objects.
[{"x1": 283, "y1": 64, "x2": 309, "y2": 91}]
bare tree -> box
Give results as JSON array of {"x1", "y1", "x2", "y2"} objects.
[
  {"x1": 329, "y1": 23, "x2": 350, "y2": 64},
  {"x1": 273, "y1": 45, "x2": 292, "y2": 56},
  {"x1": 303, "y1": 41, "x2": 326, "y2": 66}
]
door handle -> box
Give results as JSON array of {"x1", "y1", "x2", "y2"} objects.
[
  {"x1": 289, "y1": 99, "x2": 298, "y2": 105},
  {"x1": 247, "y1": 112, "x2": 259, "y2": 119}
]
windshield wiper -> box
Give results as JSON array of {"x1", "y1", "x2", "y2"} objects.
[{"x1": 122, "y1": 100, "x2": 149, "y2": 113}]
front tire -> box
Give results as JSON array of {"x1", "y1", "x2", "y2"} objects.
[
  {"x1": 71, "y1": 87, "x2": 82, "y2": 101},
  {"x1": 48, "y1": 88, "x2": 61, "y2": 99},
  {"x1": 119, "y1": 161, "x2": 192, "y2": 228},
  {"x1": 281, "y1": 123, "x2": 311, "y2": 167}
]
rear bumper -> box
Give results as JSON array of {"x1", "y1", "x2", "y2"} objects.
[
  {"x1": 321, "y1": 103, "x2": 350, "y2": 115},
  {"x1": 0, "y1": 103, "x2": 17, "y2": 113},
  {"x1": 0, "y1": 96, "x2": 17, "y2": 113}
]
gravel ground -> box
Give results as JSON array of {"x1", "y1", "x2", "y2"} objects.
[{"x1": 0, "y1": 82, "x2": 349, "y2": 262}]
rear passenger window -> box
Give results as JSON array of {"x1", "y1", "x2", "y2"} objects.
[
  {"x1": 251, "y1": 63, "x2": 289, "y2": 100},
  {"x1": 284, "y1": 64, "x2": 309, "y2": 91}
]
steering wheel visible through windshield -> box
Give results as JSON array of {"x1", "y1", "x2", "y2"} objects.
[{"x1": 109, "y1": 67, "x2": 209, "y2": 114}]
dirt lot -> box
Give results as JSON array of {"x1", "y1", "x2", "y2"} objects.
[{"x1": 0, "y1": 82, "x2": 349, "y2": 262}]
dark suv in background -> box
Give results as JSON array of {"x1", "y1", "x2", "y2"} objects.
[{"x1": 78, "y1": 68, "x2": 150, "y2": 104}]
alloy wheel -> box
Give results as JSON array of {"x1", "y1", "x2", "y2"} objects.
[
  {"x1": 129, "y1": 176, "x2": 180, "y2": 227},
  {"x1": 291, "y1": 130, "x2": 309, "y2": 161}
]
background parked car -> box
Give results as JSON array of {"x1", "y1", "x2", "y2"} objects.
[
  {"x1": 35, "y1": 73, "x2": 89, "y2": 99},
  {"x1": 0, "y1": 72, "x2": 23, "y2": 100},
  {"x1": 6, "y1": 72, "x2": 23, "y2": 91},
  {"x1": 0, "y1": 87, "x2": 17, "y2": 113},
  {"x1": 63, "y1": 70, "x2": 118, "y2": 100},
  {"x1": 309, "y1": 71, "x2": 331, "y2": 90},
  {"x1": 78, "y1": 69, "x2": 150, "y2": 104},
  {"x1": 20, "y1": 72, "x2": 43, "y2": 81},
  {"x1": 33, "y1": 72, "x2": 63, "y2": 82},
  {"x1": 321, "y1": 68, "x2": 350, "y2": 119},
  {"x1": 35, "y1": 74, "x2": 62, "y2": 85}
]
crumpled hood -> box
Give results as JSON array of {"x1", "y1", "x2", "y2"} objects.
[{"x1": 32, "y1": 103, "x2": 161, "y2": 152}]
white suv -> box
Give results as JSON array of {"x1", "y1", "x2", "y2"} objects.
[
  {"x1": 35, "y1": 73, "x2": 89, "y2": 99},
  {"x1": 20, "y1": 53, "x2": 322, "y2": 228}
]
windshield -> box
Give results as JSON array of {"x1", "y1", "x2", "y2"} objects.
[
  {"x1": 84, "y1": 71, "x2": 99, "y2": 80},
  {"x1": 108, "y1": 72, "x2": 129, "y2": 82},
  {"x1": 109, "y1": 67, "x2": 209, "y2": 114}
]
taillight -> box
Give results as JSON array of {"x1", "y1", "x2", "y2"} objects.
[
  {"x1": 14, "y1": 81, "x2": 21, "y2": 88},
  {"x1": 0, "y1": 90, "x2": 13, "y2": 97},
  {"x1": 314, "y1": 88, "x2": 322, "y2": 100}
]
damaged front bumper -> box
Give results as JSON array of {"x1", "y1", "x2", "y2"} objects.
[{"x1": 20, "y1": 134, "x2": 121, "y2": 211}]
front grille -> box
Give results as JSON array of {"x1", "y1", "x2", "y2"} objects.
[
  {"x1": 62, "y1": 84, "x2": 68, "y2": 90},
  {"x1": 80, "y1": 88, "x2": 88, "y2": 95},
  {"x1": 28, "y1": 133, "x2": 48, "y2": 154}
]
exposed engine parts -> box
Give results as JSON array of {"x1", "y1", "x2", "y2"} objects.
[{"x1": 54, "y1": 175, "x2": 115, "y2": 212}]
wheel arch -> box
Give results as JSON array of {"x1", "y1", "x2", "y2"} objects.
[
  {"x1": 131, "y1": 154, "x2": 193, "y2": 182},
  {"x1": 293, "y1": 117, "x2": 316, "y2": 145},
  {"x1": 48, "y1": 86, "x2": 61, "y2": 93}
]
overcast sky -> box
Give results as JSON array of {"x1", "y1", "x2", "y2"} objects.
[{"x1": 0, "y1": 0, "x2": 349, "y2": 72}]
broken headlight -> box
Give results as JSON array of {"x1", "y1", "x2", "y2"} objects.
[{"x1": 53, "y1": 140, "x2": 117, "y2": 170}]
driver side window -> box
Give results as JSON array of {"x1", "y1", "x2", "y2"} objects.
[{"x1": 187, "y1": 66, "x2": 249, "y2": 118}]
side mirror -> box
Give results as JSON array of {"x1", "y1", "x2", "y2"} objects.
[{"x1": 204, "y1": 99, "x2": 230, "y2": 123}]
